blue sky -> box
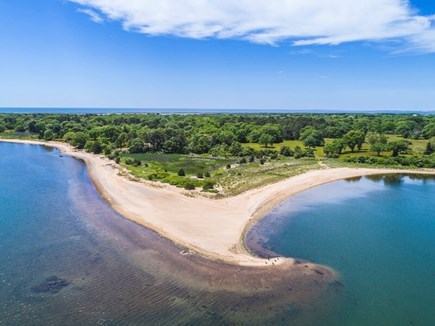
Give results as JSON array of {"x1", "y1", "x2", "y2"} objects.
[{"x1": 0, "y1": 0, "x2": 434, "y2": 111}]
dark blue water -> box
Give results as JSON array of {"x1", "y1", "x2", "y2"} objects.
[
  {"x1": 248, "y1": 175, "x2": 435, "y2": 325},
  {"x1": 0, "y1": 108, "x2": 433, "y2": 114}
]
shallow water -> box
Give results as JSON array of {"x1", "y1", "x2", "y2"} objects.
[
  {"x1": 0, "y1": 142, "x2": 337, "y2": 325},
  {"x1": 247, "y1": 174, "x2": 435, "y2": 325}
]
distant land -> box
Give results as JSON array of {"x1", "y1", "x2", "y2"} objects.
[{"x1": 0, "y1": 108, "x2": 434, "y2": 115}]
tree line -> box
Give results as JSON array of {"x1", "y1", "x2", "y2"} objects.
[{"x1": 0, "y1": 113, "x2": 434, "y2": 161}]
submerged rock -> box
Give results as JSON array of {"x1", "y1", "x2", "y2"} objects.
[{"x1": 32, "y1": 276, "x2": 70, "y2": 294}]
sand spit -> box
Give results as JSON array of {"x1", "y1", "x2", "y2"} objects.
[{"x1": 1, "y1": 139, "x2": 434, "y2": 267}]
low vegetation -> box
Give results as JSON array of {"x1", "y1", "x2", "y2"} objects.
[{"x1": 0, "y1": 113, "x2": 434, "y2": 196}]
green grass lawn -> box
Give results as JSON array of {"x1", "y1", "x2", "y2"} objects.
[{"x1": 241, "y1": 139, "x2": 330, "y2": 157}]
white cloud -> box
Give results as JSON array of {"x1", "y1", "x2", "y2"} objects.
[
  {"x1": 70, "y1": 0, "x2": 435, "y2": 51},
  {"x1": 77, "y1": 8, "x2": 104, "y2": 24}
]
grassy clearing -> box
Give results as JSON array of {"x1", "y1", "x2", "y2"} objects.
[
  {"x1": 243, "y1": 135, "x2": 429, "y2": 159},
  {"x1": 339, "y1": 135, "x2": 428, "y2": 159},
  {"x1": 0, "y1": 131, "x2": 39, "y2": 140},
  {"x1": 241, "y1": 140, "x2": 330, "y2": 157}
]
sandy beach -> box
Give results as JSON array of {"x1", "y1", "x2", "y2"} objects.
[{"x1": 2, "y1": 138, "x2": 434, "y2": 266}]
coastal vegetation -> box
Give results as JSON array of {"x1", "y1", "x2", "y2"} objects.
[{"x1": 1, "y1": 113, "x2": 434, "y2": 195}]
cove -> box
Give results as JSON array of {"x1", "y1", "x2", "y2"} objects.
[{"x1": 247, "y1": 174, "x2": 435, "y2": 325}]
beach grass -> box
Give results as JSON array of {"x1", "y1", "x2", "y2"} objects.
[
  {"x1": 215, "y1": 158, "x2": 321, "y2": 196},
  {"x1": 120, "y1": 152, "x2": 321, "y2": 195}
]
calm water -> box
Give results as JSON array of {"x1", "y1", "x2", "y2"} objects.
[
  {"x1": 0, "y1": 142, "x2": 337, "y2": 325},
  {"x1": 1, "y1": 108, "x2": 433, "y2": 114},
  {"x1": 248, "y1": 175, "x2": 435, "y2": 325}
]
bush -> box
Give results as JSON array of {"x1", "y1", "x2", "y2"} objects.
[
  {"x1": 204, "y1": 171, "x2": 211, "y2": 178},
  {"x1": 239, "y1": 157, "x2": 247, "y2": 164},
  {"x1": 202, "y1": 180, "x2": 215, "y2": 191},
  {"x1": 226, "y1": 164, "x2": 231, "y2": 169},
  {"x1": 294, "y1": 146, "x2": 304, "y2": 159},
  {"x1": 279, "y1": 146, "x2": 294, "y2": 157},
  {"x1": 125, "y1": 158, "x2": 141, "y2": 166},
  {"x1": 177, "y1": 168, "x2": 186, "y2": 176},
  {"x1": 196, "y1": 172, "x2": 204, "y2": 178},
  {"x1": 184, "y1": 182, "x2": 196, "y2": 190}
]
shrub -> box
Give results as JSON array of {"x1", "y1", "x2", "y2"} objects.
[
  {"x1": 279, "y1": 146, "x2": 294, "y2": 157},
  {"x1": 294, "y1": 146, "x2": 304, "y2": 159},
  {"x1": 125, "y1": 158, "x2": 141, "y2": 166},
  {"x1": 202, "y1": 181, "x2": 215, "y2": 191},
  {"x1": 184, "y1": 182, "x2": 196, "y2": 190}
]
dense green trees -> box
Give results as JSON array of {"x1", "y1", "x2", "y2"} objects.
[
  {"x1": 422, "y1": 123, "x2": 435, "y2": 139},
  {"x1": 70, "y1": 132, "x2": 87, "y2": 149},
  {"x1": 0, "y1": 113, "x2": 434, "y2": 168},
  {"x1": 129, "y1": 138, "x2": 146, "y2": 153}
]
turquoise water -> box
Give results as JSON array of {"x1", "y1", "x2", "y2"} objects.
[
  {"x1": 0, "y1": 142, "x2": 337, "y2": 325},
  {"x1": 7, "y1": 141, "x2": 433, "y2": 325},
  {"x1": 248, "y1": 175, "x2": 435, "y2": 325}
]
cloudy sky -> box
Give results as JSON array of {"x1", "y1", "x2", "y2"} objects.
[{"x1": 1, "y1": 0, "x2": 434, "y2": 110}]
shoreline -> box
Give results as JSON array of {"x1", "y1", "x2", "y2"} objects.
[{"x1": 1, "y1": 138, "x2": 435, "y2": 267}]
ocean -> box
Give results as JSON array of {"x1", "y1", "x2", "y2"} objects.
[{"x1": 0, "y1": 108, "x2": 434, "y2": 115}]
